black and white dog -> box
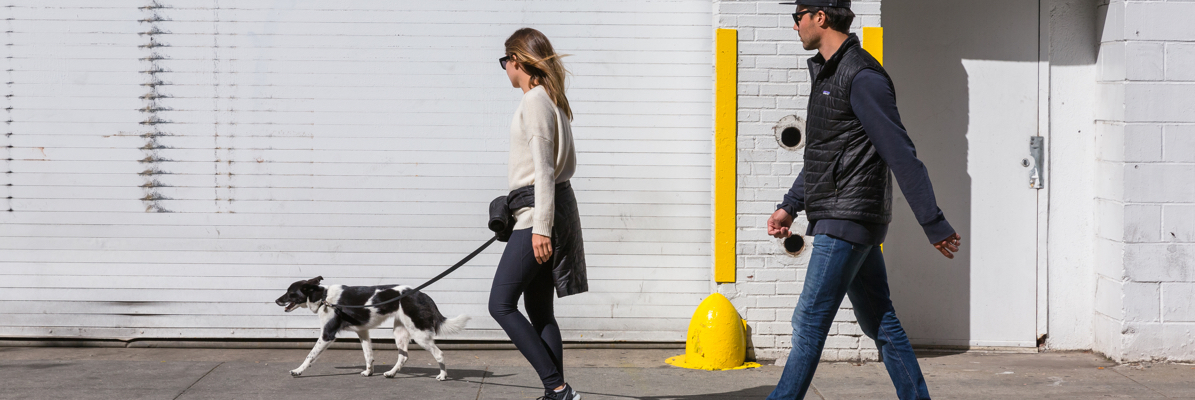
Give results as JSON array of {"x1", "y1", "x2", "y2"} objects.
[{"x1": 274, "y1": 276, "x2": 469, "y2": 380}]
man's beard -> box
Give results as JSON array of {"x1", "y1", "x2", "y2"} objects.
[
  {"x1": 798, "y1": 31, "x2": 818, "y2": 51},
  {"x1": 801, "y1": 36, "x2": 818, "y2": 51}
]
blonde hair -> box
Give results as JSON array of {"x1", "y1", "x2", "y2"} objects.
[{"x1": 505, "y1": 28, "x2": 572, "y2": 120}]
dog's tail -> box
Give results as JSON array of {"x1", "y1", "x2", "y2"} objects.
[{"x1": 436, "y1": 314, "x2": 470, "y2": 336}]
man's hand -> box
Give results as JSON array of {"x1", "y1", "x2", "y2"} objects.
[
  {"x1": 532, "y1": 233, "x2": 553, "y2": 264},
  {"x1": 934, "y1": 233, "x2": 962, "y2": 259},
  {"x1": 767, "y1": 209, "x2": 795, "y2": 239}
]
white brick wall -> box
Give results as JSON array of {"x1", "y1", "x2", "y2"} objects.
[
  {"x1": 714, "y1": 0, "x2": 883, "y2": 362},
  {"x1": 1093, "y1": 0, "x2": 1195, "y2": 363}
]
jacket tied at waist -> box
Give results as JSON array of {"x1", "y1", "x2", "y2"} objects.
[{"x1": 488, "y1": 181, "x2": 588, "y2": 298}]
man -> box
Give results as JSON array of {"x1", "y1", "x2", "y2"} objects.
[{"x1": 765, "y1": 1, "x2": 963, "y2": 399}]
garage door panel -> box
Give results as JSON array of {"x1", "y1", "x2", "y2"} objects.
[{"x1": 0, "y1": 0, "x2": 712, "y2": 342}]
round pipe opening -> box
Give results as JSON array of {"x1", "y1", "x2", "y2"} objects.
[
  {"x1": 780, "y1": 127, "x2": 802, "y2": 148},
  {"x1": 784, "y1": 235, "x2": 805, "y2": 255},
  {"x1": 773, "y1": 115, "x2": 806, "y2": 150}
]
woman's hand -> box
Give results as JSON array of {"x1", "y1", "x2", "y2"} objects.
[{"x1": 532, "y1": 233, "x2": 553, "y2": 264}]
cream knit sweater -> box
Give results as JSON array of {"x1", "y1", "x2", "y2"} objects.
[{"x1": 509, "y1": 86, "x2": 576, "y2": 237}]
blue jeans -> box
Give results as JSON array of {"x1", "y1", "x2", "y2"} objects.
[{"x1": 767, "y1": 235, "x2": 931, "y2": 400}]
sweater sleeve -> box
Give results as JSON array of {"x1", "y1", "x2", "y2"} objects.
[
  {"x1": 851, "y1": 69, "x2": 955, "y2": 244},
  {"x1": 778, "y1": 168, "x2": 805, "y2": 217},
  {"x1": 522, "y1": 93, "x2": 558, "y2": 237}
]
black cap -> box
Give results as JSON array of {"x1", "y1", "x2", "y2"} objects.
[{"x1": 779, "y1": 0, "x2": 851, "y2": 7}]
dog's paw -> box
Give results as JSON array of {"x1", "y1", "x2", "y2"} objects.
[
  {"x1": 436, "y1": 371, "x2": 447, "y2": 381},
  {"x1": 383, "y1": 371, "x2": 397, "y2": 378},
  {"x1": 361, "y1": 369, "x2": 373, "y2": 377},
  {"x1": 289, "y1": 369, "x2": 303, "y2": 377}
]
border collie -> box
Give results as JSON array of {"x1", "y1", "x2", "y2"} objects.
[{"x1": 274, "y1": 276, "x2": 469, "y2": 380}]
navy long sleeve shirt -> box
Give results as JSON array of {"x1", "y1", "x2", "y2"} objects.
[{"x1": 779, "y1": 69, "x2": 955, "y2": 245}]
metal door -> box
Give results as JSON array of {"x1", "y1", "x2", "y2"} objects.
[{"x1": 882, "y1": 0, "x2": 1041, "y2": 348}]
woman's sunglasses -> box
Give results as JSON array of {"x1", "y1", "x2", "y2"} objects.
[{"x1": 499, "y1": 55, "x2": 511, "y2": 70}]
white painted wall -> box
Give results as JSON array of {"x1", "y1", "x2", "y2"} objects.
[
  {"x1": 1043, "y1": 0, "x2": 1099, "y2": 352},
  {"x1": 0, "y1": 0, "x2": 715, "y2": 342},
  {"x1": 1093, "y1": 0, "x2": 1195, "y2": 363}
]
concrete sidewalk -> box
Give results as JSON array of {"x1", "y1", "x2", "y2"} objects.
[{"x1": 0, "y1": 346, "x2": 1191, "y2": 399}]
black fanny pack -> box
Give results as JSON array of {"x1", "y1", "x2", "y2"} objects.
[{"x1": 488, "y1": 181, "x2": 571, "y2": 242}]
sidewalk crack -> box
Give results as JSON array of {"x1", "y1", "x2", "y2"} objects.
[
  {"x1": 173, "y1": 361, "x2": 223, "y2": 400},
  {"x1": 1111, "y1": 367, "x2": 1169, "y2": 399},
  {"x1": 810, "y1": 383, "x2": 828, "y2": 400},
  {"x1": 474, "y1": 366, "x2": 489, "y2": 400}
]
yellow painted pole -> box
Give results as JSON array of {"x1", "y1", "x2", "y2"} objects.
[
  {"x1": 862, "y1": 27, "x2": 884, "y2": 65},
  {"x1": 864, "y1": 26, "x2": 883, "y2": 254},
  {"x1": 714, "y1": 29, "x2": 737, "y2": 284}
]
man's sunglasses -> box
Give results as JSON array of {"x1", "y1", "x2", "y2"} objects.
[
  {"x1": 499, "y1": 55, "x2": 511, "y2": 70},
  {"x1": 792, "y1": 10, "x2": 814, "y2": 25}
]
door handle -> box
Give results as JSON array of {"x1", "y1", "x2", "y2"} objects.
[{"x1": 1028, "y1": 136, "x2": 1044, "y2": 190}]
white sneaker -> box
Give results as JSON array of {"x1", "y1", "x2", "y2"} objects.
[{"x1": 539, "y1": 383, "x2": 581, "y2": 400}]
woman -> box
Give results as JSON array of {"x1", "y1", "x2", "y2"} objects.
[{"x1": 488, "y1": 28, "x2": 587, "y2": 400}]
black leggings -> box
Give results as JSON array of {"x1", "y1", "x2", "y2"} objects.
[{"x1": 488, "y1": 228, "x2": 564, "y2": 390}]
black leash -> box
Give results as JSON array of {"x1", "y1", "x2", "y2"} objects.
[{"x1": 323, "y1": 236, "x2": 498, "y2": 311}]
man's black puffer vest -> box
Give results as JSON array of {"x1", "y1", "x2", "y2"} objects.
[{"x1": 804, "y1": 34, "x2": 893, "y2": 224}]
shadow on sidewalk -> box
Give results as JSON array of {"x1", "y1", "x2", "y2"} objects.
[
  {"x1": 324, "y1": 365, "x2": 514, "y2": 381},
  {"x1": 465, "y1": 377, "x2": 775, "y2": 400},
  {"x1": 633, "y1": 386, "x2": 775, "y2": 399},
  {"x1": 0, "y1": 362, "x2": 71, "y2": 371}
]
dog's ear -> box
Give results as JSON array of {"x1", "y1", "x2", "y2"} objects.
[{"x1": 300, "y1": 277, "x2": 323, "y2": 295}]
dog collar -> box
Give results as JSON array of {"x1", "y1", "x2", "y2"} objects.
[{"x1": 313, "y1": 291, "x2": 329, "y2": 310}]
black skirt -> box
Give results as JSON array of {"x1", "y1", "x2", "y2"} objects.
[{"x1": 488, "y1": 181, "x2": 587, "y2": 297}]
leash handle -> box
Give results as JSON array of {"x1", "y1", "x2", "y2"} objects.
[{"x1": 327, "y1": 236, "x2": 498, "y2": 310}]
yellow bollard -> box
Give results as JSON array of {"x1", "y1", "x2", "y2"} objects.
[{"x1": 665, "y1": 293, "x2": 761, "y2": 370}]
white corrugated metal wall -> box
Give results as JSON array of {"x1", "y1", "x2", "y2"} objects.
[{"x1": 0, "y1": 0, "x2": 713, "y2": 342}]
